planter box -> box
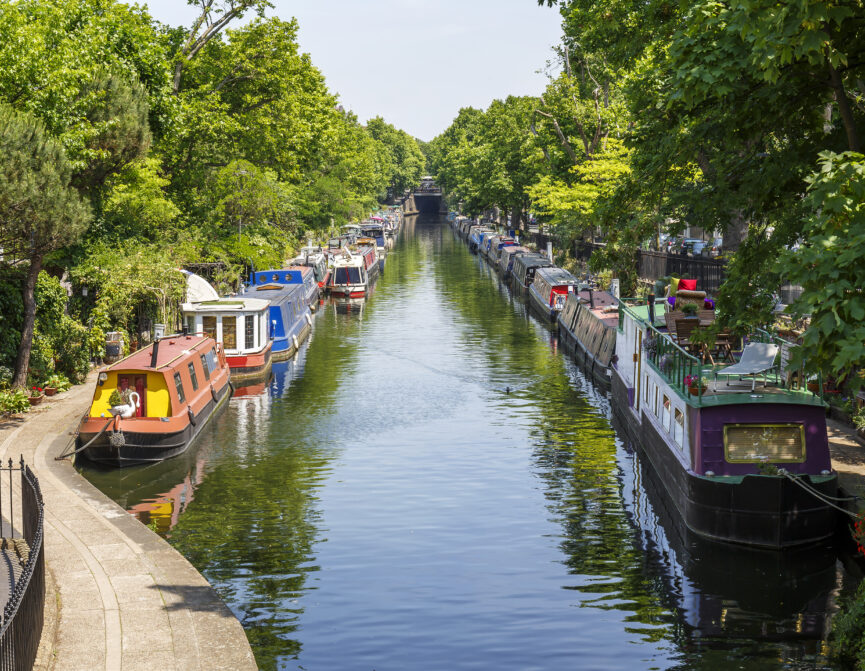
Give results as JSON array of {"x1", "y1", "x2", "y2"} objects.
[{"x1": 27, "y1": 395, "x2": 43, "y2": 406}]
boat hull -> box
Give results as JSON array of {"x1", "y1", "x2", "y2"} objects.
[
  {"x1": 225, "y1": 342, "x2": 273, "y2": 380},
  {"x1": 272, "y1": 321, "x2": 311, "y2": 361},
  {"x1": 527, "y1": 285, "x2": 558, "y2": 323},
  {"x1": 611, "y1": 369, "x2": 838, "y2": 548},
  {"x1": 77, "y1": 382, "x2": 231, "y2": 467}
]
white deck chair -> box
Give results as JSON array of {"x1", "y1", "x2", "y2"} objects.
[{"x1": 713, "y1": 342, "x2": 780, "y2": 391}]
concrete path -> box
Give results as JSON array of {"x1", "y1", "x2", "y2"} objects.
[
  {"x1": 827, "y1": 418, "x2": 865, "y2": 513},
  {"x1": 0, "y1": 375, "x2": 256, "y2": 670}
]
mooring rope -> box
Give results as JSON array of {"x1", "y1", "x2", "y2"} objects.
[
  {"x1": 55, "y1": 417, "x2": 113, "y2": 460},
  {"x1": 780, "y1": 470, "x2": 859, "y2": 518}
]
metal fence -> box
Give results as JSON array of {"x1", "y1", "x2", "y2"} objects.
[
  {"x1": 0, "y1": 458, "x2": 45, "y2": 671},
  {"x1": 575, "y1": 242, "x2": 728, "y2": 293}
]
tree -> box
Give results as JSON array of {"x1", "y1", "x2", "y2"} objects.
[
  {"x1": 782, "y1": 151, "x2": 865, "y2": 380},
  {"x1": 171, "y1": 0, "x2": 273, "y2": 93},
  {"x1": 0, "y1": 106, "x2": 90, "y2": 387}
]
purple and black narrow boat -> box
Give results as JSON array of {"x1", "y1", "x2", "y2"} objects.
[{"x1": 611, "y1": 302, "x2": 837, "y2": 549}]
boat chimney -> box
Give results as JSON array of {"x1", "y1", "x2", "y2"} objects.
[
  {"x1": 589, "y1": 288, "x2": 595, "y2": 309},
  {"x1": 150, "y1": 339, "x2": 160, "y2": 368},
  {"x1": 647, "y1": 294, "x2": 656, "y2": 326}
]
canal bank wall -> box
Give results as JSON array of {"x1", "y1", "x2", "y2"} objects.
[{"x1": 0, "y1": 371, "x2": 255, "y2": 670}]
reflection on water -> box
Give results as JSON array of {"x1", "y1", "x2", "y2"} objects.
[{"x1": 78, "y1": 215, "x2": 858, "y2": 670}]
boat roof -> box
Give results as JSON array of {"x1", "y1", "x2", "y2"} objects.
[
  {"x1": 515, "y1": 253, "x2": 553, "y2": 268},
  {"x1": 250, "y1": 267, "x2": 312, "y2": 287},
  {"x1": 501, "y1": 246, "x2": 531, "y2": 258},
  {"x1": 536, "y1": 267, "x2": 579, "y2": 284},
  {"x1": 182, "y1": 297, "x2": 270, "y2": 313},
  {"x1": 108, "y1": 335, "x2": 212, "y2": 372},
  {"x1": 249, "y1": 283, "x2": 305, "y2": 304}
]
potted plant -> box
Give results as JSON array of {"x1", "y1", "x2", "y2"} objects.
[
  {"x1": 28, "y1": 386, "x2": 44, "y2": 406},
  {"x1": 681, "y1": 302, "x2": 699, "y2": 319},
  {"x1": 684, "y1": 374, "x2": 709, "y2": 396},
  {"x1": 42, "y1": 373, "x2": 71, "y2": 396},
  {"x1": 108, "y1": 388, "x2": 130, "y2": 413}
]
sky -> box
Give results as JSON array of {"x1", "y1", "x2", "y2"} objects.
[{"x1": 142, "y1": 0, "x2": 564, "y2": 142}]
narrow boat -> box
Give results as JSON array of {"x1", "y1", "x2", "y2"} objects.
[
  {"x1": 359, "y1": 222, "x2": 387, "y2": 271},
  {"x1": 181, "y1": 270, "x2": 272, "y2": 379},
  {"x1": 488, "y1": 236, "x2": 516, "y2": 265},
  {"x1": 510, "y1": 252, "x2": 553, "y2": 293},
  {"x1": 247, "y1": 281, "x2": 312, "y2": 360},
  {"x1": 612, "y1": 301, "x2": 837, "y2": 548},
  {"x1": 75, "y1": 334, "x2": 231, "y2": 467},
  {"x1": 290, "y1": 245, "x2": 331, "y2": 291},
  {"x1": 468, "y1": 226, "x2": 493, "y2": 253},
  {"x1": 557, "y1": 289, "x2": 620, "y2": 387},
  {"x1": 497, "y1": 245, "x2": 530, "y2": 278},
  {"x1": 327, "y1": 245, "x2": 379, "y2": 298},
  {"x1": 527, "y1": 267, "x2": 580, "y2": 322},
  {"x1": 250, "y1": 266, "x2": 320, "y2": 311}
]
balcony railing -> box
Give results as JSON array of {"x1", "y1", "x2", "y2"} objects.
[{"x1": 0, "y1": 457, "x2": 45, "y2": 671}]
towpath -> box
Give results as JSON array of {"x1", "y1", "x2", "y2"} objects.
[
  {"x1": 827, "y1": 418, "x2": 865, "y2": 513},
  {"x1": 0, "y1": 373, "x2": 256, "y2": 670}
]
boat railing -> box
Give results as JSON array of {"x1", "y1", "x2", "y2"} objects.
[{"x1": 642, "y1": 321, "x2": 705, "y2": 400}]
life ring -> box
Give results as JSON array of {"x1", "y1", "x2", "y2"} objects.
[{"x1": 187, "y1": 405, "x2": 196, "y2": 426}]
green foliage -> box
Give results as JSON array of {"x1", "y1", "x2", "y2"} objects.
[
  {"x1": 782, "y1": 152, "x2": 865, "y2": 379},
  {"x1": 830, "y1": 577, "x2": 865, "y2": 669},
  {"x1": 366, "y1": 116, "x2": 425, "y2": 197},
  {"x1": 0, "y1": 389, "x2": 30, "y2": 416}
]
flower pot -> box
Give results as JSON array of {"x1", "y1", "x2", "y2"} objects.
[
  {"x1": 688, "y1": 385, "x2": 707, "y2": 397},
  {"x1": 44, "y1": 387, "x2": 57, "y2": 397},
  {"x1": 28, "y1": 395, "x2": 43, "y2": 406}
]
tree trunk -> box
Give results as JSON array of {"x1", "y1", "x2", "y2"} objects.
[
  {"x1": 511, "y1": 205, "x2": 521, "y2": 232},
  {"x1": 13, "y1": 256, "x2": 42, "y2": 388},
  {"x1": 828, "y1": 62, "x2": 862, "y2": 152},
  {"x1": 724, "y1": 210, "x2": 749, "y2": 252}
]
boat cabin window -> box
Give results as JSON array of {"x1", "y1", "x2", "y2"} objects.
[
  {"x1": 188, "y1": 362, "x2": 199, "y2": 392},
  {"x1": 200, "y1": 353, "x2": 211, "y2": 381},
  {"x1": 245, "y1": 315, "x2": 255, "y2": 350},
  {"x1": 674, "y1": 408, "x2": 685, "y2": 447},
  {"x1": 724, "y1": 424, "x2": 805, "y2": 463},
  {"x1": 174, "y1": 372, "x2": 186, "y2": 404},
  {"x1": 205, "y1": 349, "x2": 217, "y2": 376},
  {"x1": 202, "y1": 316, "x2": 217, "y2": 340},
  {"x1": 335, "y1": 267, "x2": 361, "y2": 284},
  {"x1": 222, "y1": 317, "x2": 237, "y2": 349},
  {"x1": 662, "y1": 395, "x2": 671, "y2": 431}
]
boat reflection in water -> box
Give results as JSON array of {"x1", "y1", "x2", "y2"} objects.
[{"x1": 615, "y1": 409, "x2": 843, "y2": 663}]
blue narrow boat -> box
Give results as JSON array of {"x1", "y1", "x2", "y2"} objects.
[
  {"x1": 249, "y1": 267, "x2": 320, "y2": 312},
  {"x1": 245, "y1": 280, "x2": 312, "y2": 361}
]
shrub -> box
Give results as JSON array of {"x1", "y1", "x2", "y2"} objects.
[
  {"x1": 0, "y1": 389, "x2": 30, "y2": 416},
  {"x1": 52, "y1": 315, "x2": 90, "y2": 383},
  {"x1": 830, "y1": 578, "x2": 865, "y2": 669},
  {"x1": 0, "y1": 366, "x2": 12, "y2": 390}
]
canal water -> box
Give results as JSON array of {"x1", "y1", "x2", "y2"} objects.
[{"x1": 80, "y1": 216, "x2": 860, "y2": 670}]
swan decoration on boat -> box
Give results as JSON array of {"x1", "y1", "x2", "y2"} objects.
[{"x1": 110, "y1": 391, "x2": 140, "y2": 418}]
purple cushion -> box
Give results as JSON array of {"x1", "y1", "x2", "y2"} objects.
[{"x1": 667, "y1": 296, "x2": 676, "y2": 308}]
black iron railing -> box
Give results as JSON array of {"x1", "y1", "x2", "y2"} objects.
[
  {"x1": 574, "y1": 242, "x2": 728, "y2": 293},
  {"x1": 0, "y1": 457, "x2": 45, "y2": 671}
]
